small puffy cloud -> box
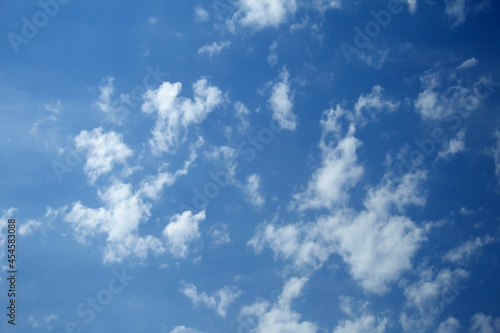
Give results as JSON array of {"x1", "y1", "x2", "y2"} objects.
[
  {"x1": 95, "y1": 77, "x2": 129, "y2": 124},
  {"x1": 406, "y1": 0, "x2": 417, "y2": 14},
  {"x1": 245, "y1": 174, "x2": 265, "y2": 207},
  {"x1": 234, "y1": 0, "x2": 298, "y2": 30},
  {"x1": 170, "y1": 326, "x2": 204, "y2": 333},
  {"x1": 19, "y1": 219, "x2": 42, "y2": 236},
  {"x1": 0, "y1": 208, "x2": 17, "y2": 259},
  {"x1": 198, "y1": 41, "x2": 231, "y2": 58},
  {"x1": 210, "y1": 223, "x2": 231, "y2": 247},
  {"x1": 180, "y1": 282, "x2": 242, "y2": 317},
  {"x1": 234, "y1": 101, "x2": 250, "y2": 133},
  {"x1": 470, "y1": 313, "x2": 500, "y2": 332},
  {"x1": 163, "y1": 211, "x2": 206, "y2": 258},
  {"x1": 268, "y1": 67, "x2": 297, "y2": 130},
  {"x1": 239, "y1": 277, "x2": 317, "y2": 333},
  {"x1": 435, "y1": 317, "x2": 460, "y2": 333},
  {"x1": 445, "y1": 0, "x2": 468, "y2": 28},
  {"x1": 75, "y1": 128, "x2": 133, "y2": 183},
  {"x1": 458, "y1": 57, "x2": 478, "y2": 70},
  {"x1": 443, "y1": 235, "x2": 494, "y2": 263},
  {"x1": 438, "y1": 129, "x2": 465, "y2": 160},
  {"x1": 142, "y1": 78, "x2": 223, "y2": 154},
  {"x1": 194, "y1": 5, "x2": 209, "y2": 22},
  {"x1": 334, "y1": 296, "x2": 388, "y2": 333}
]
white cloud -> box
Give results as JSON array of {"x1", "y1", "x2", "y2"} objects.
[
  {"x1": 435, "y1": 317, "x2": 460, "y2": 333},
  {"x1": 198, "y1": 41, "x2": 231, "y2": 57},
  {"x1": 210, "y1": 223, "x2": 231, "y2": 247},
  {"x1": 18, "y1": 219, "x2": 42, "y2": 236},
  {"x1": 406, "y1": 0, "x2": 417, "y2": 14},
  {"x1": 267, "y1": 41, "x2": 278, "y2": 67},
  {"x1": 438, "y1": 129, "x2": 465, "y2": 160},
  {"x1": 180, "y1": 282, "x2": 242, "y2": 317},
  {"x1": 400, "y1": 268, "x2": 469, "y2": 331},
  {"x1": 414, "y1": 70, "x2": 481, "y2": 120},
  {"x1": 0, "y1": 208, "x2": 17, "y2": 262},
  {"x1": 148, "y1": 17, "x2": 159, "y2": 25},
  {"x1": 234, "y1": 0, "x2": 298, "y2": 30},
  {"x1": 268, "y1": 67, "x2": 297, "y2": 130},
  {"x1": 195, "y1": 5, "x2": 209, "y2": 22},
  {"x1": 292, "y1": 109, "x2": 363, "y2": 211},
  {"x1": 354, "y1": 85, "x2": 400, "y2": 124},
  {"x1": 95, "y1": 77, "x2": 129, "y2": 124},
  {"x1": 245, "y1": 174, "x2": 265, "y2": 207},
  {"x1": 142, "y1": 78, "x2": 223, "y2": 154},
  {"x1": 443, "y1": 235, "x2": 494, "y2": 263},
  {"x1": 234, "y1": 101, "x2": 250, "y2": 133},
  {"x1": 64, "y1": 182, "x2": 165, "y2": 262},
  {"x1": 239, "y1": 277, "x2": 318, "y2": 333},
  {"x1": 490, "y1": 130, "x2": 500, "y2": 184},
  {"x1": 312, "y1": 0, "x2": 341, "y2": 12},
  {"x1": 458, "y1": 57, "x2": 478, "y2": 70},
  {"x1": 334, "y1": 296, "x2": 388, "y2": 333},
  {"x1": 445, "y1": 0, "x2": 468, "y2": 28},
  {"x1": 75, "y1": 128, "x2": 133, "y2": 183},
  {"x1": 470, "y1": 313, "x2": 500, "y2": 333},
  {"x1": 170, "y1": 326, "x2": 204, "y2": 333},
  {"x1": 163, "y1": 211, "x2": 205, "y2": 258}
]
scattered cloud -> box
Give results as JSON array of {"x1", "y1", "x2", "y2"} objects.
[
  {"x1": 268, "y1": 67, "x2": 297, "y2": 130},
  {"x1": 180, "y1": 282, "x2": 242, "y2": 317},
  {"x1": 234, "y1": 0, "x2": 298, "y2": 30},
  {"x1": 489, "y1": 130, "x2": 500, "y2": 184},
  {"x1": 19, "y1": 219, "x2": 42, "y2": 236},
  {"x1": 458, "y1": 57, "x2": 478, "y2": 70},
  {"x1": 210, "y1": 223, "x2": 231, "y2": 247},
  {"x1": 198, "y1": 41, "x2": 231, "y2": 58},
  {"x1": 267, "y1": 41, "x2": 278, "y2": 67},
  {"x1": 194, "y1": 6, "x2": 209, "y2": 22},
  {"x1": 244, "y1": 174, "x2": 265, "y2": 207},
  {"x1": 163, "y1": 210, "x2": 206, "y2": 258},
  {"x1": 142, "y1": 78, "x2": 223, "y2": 154},
  {"x1": 435, "y1": 317, "x2": 461, "y2": 333},
  {"x1": 438, "y1": 129, "x2": 466, "y2": 160},
  {"x1": 170, "y1": 326, "x2": 204, "y2": 333},
  {"x1": 445, "y1": 0, "x2": 468, "y2": 28},
  {"x1": 470, "y1": 313, "x2": 500, "y2": 332},
  {"x1": 443, "y1": 235, "x2": 494, "y2": 264}
]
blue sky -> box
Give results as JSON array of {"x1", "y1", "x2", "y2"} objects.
[{"x1": 1, "y1": 0, "x2": 500, "y2": 332}]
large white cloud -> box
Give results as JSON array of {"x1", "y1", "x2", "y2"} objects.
[
  {"x1": 75, "y1": 127, "x2": 133, "y2": 183},
  {"x1": 470, "y1": 313, "x2": 500, "y2": 333},
  {"x1": 142, "y1": 78, "x2": 223, "y2": 154}
]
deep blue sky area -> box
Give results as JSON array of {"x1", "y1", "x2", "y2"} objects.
[{"x1": 1, "y1": 1, "x2": 500, "y2": 332}]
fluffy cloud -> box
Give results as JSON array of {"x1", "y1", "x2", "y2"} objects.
[
  {"x1": 234, "y1": 101, "x2": 250, "y2": 133},
  {"x1": 435, "y1": 317, "x2": 460, "y2": 333},
  {"x1": 210, "y1": 223, "x2": 231, "y2": 247},
  {"x1": 470, "y1": 313, "x2": 500, "y2": 332},
  {"x1": 353, "y1": 85, "x2": 399, "y2": 124},
  {"x1": 312, "y1": 0, "x2": 341, "y2": 12},
  {"x1": 198, "y1": 41, "x2": 231, "y2": 57},
  {"x1": 244, "y1": 174, "x2": 265, "y2": 207},
  {"x1": 333, "y1": 296, "x2": 388, "y2": 333},
  {"x1": 95, "y1": 77, "x2": 129, "y2": 124},
  {"x1": 235, "y1": 0, "x2": 298, "y2": 30},
  {"x1": 458, "y1": 57, "x2": 478, "y2": 70},
  {"x1": 414, "y1": 70, "x2": 482, "y2": 120},
  {"x1": 268, "y1": 67, "x2": 297, "y2": 130},
  {"x1": 400, "y1": 268, "x2": 469, "y2": 331},
  {"x1": 142, "y1": 78, "x2": 223, "y2": 154},
  {"x1": 406, "y1": 0, "x2": 417, "y2": 14},
  {"x1": 163, "y1": 210, "x2": 206, "y2": 258},
  {"x1": 180, "y1": 282, "x2": 242, "y2": 317},
  {"x1": 75, "y1": 128, "x2": 133, "y2": 183},
  {"x1": 438, "y1": 129, "x2": 466, "y2": 160},
  {"x1": 292, "y1": 108, "x2": 363, "y2": 211},
  {"x1": 239, "y1": 277, "x2": 318, "y2": 333},
  {"x1": 194, "y1": 5, "x2": 209, "y2": 22}
]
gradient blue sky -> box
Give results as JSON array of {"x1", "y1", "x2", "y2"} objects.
[{"x1": 1, "y1": 0, "x2": 500, "y2": 332}]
